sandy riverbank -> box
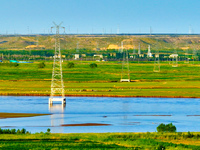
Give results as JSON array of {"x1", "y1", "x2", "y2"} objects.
[{"x1": 0, "y1": 113, "x2": 50, "y2": 119}]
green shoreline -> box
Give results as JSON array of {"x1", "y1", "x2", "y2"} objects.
[{"x1": 0, "y1": 93, "x2": 199, "y2": 98}]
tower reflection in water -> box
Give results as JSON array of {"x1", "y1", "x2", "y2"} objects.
[{"x1": 49, "y1": 103, "x2": 66, "y2": 133}]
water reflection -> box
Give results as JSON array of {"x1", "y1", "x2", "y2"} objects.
[
  {"x1": 49, "y1": 103, "x2": 66, "y2": 133},
  {"x1": 49, "y1": 103, "x2": 66, "y2": 113}
]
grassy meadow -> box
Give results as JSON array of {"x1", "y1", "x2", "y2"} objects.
[
  {"x1": 0, "y1": 132, "x2": 200, "y2": 149},
  {"x1": 0, "y1": 60, "x2": 199, "y2": 97}
]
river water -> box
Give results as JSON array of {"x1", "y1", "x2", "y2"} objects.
[{"x1": 0, "y1": 96, "x2": 200, "y2": 133}]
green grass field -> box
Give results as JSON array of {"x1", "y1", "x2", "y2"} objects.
[
  {"x1": 0, "y1": 60, "x2": 199, "y2": 97},
  {"x1": 0, "y1": 132, "x2": 200, "y2": 149}
]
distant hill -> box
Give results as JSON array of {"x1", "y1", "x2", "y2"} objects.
[{"x1": 0, "y1": 34, "x2": 199, "y2": 52}]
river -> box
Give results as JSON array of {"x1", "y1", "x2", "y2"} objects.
[{"x1": 0, "y1": 96, "x2": 200, "y2": 133}]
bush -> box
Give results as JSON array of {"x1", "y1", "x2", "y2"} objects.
[
  {"x1": 187, "y1": 131, "x2": 194, "y2": 138},
  {"x1": 157, "y1": 123, "x2": 166, "y2": 132},
  {"x1": 20, "y1": 128, "x2": 26, "y2": 134},
  {"x1": 38, "y1": 62, "x2": 45, "y2": 68},
  {"x1": 157, "y1": 144, "x2": 166, "y2": 150},
  {"x1": 67, "y1": 62, "x2": 75, "y2": 68},
  {"x1": 47, "y1": 128, "x2": 51, "y2": 133},
  {"x1": 89, "y1": 63, "x2": 97, "y2": 68},
  {"x1": 157, "y1": 123, "x2": 176, "y2": 133},
  {"x1": 11, "y1": 129, "x2": 16, "y2": 134},
  {"x1": 0, "y1": 63, "x2": 19, "y2": 67},
  {"x1": 13, "y1": 63, "x2": 19, "y2": 67},
  {"x1": 17, "y1": 129, "x2": 21, "y2": 134}
]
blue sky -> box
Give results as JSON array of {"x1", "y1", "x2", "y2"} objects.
[{"x1": 0, "y1": 0, "x2": 200, "y2": 34}]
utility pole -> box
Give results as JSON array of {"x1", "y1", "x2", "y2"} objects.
[{"x1": 49, "y1": 22, "x2": 66, "y2": 105}]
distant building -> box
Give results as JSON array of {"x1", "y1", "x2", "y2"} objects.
[
  {"x1": 110, "y1": 53, "x2": 116, "y2": 57},
  {"x1": 169, "y1": 54, "x2": 178, "y2": 58},
  {"x1": 93, "y1": 54, "x2": 103, "y2": 58},
  {"x1": 139, "y1": 54, "x2": 144, "y2": 57},
  {"x1": 81, "y1": 54, "x2": 86, "y2": 57},
  {"x1": 52, "y1": 55, "x2": 65, "y2": 58},
  {"x1": 155, "y1": 54, "x2": 159, "y2": 58},
  {"x1": 74, "y1": 54, "x2": 79, "y2": 60}
]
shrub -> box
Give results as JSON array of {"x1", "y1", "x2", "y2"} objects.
[
  {"x1": 20, "y1": 128, "x2": 26, "y2": 134},
  {"x1": 187, "y1": 131, "x2": 194, "y2": 138},
  {"x1": 17, "y1": 129, "x2": 21, "y2": 134},
  {"x1": 0, "y1": 63, "x2": 19, "y2": 67},
  {"x1": 157, "y1": 144, "x2": 166, "y2": 150},
  {"x1": 13, "y1": 63, "x2": 19, "y2": 67},
  {"x1": 47, "y1": 128, "x2": 51, "y2": 133},
  {"x1": 89, "y1": 63, "x2": 97, "y2": 68},
  {"x1": 11, "y1": 129, "x2": 16, "y2": 134},
  {"x1": 38, "y1": 62, "x2": 45, "y2": 68},
  {"x1": 157, "y1": 123, "x2": 166, "y2": 132},
  {"x1": 157, "y1": 123, "x2": 176, "y2": 133},
  {"x1": 4, "y1": 129, "x2": 11, "y2": 134},
  {"x1": 67, "y1": 62, "x2": 75, "y2": 68}
]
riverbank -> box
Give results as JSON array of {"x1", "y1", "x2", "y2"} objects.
[
  {"x1": 0, "y1": 132, "x2": 200, "y2": 149},
  {"x1": 0, "y1": 80, "x2": 200, "y2": 98},
  {"x1": 0, "y1": 92, "x2": 199, "y2": 98}
]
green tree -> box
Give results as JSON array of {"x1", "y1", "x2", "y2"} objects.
[
  {"x1": 11, "y1": 129, "x2": 16, "y2": 134},
  {"x1": 157, "y1": 123, "x2": 176, "y2": 133},
  {"x1": 20, "y1": 128, "x2": 26, "y2": 134},
  {"x1": 89, "y1": 63, "x2": 97, "y2": 68},
  {"x1": 13, "y1": 63, "x2": 19, "y2": 67},
  {"x1": 17, "y1": 129, "x2": 21, "y2": 134},
  {"x1": 166, "y1": 123, "x2": 176, "y2": 133},
  {"x1": 67, "y1": 62, "x2": 75, "y2": 68},
  {"x1": 47, "y1": 128, "x2": 51, "y2": 133},
  {"x1": 157, "y1": 123, "x2": 166, "y2": 132},
  {"x1": 38, "y1": 62, "x2": 45, "y2": 68}
]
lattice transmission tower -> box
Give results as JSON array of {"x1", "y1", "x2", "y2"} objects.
[
  {"x1": 49, "y1": 22, "x2": 66, "y2": 105},
  {"x1": 120, "y1": 41, "x2": 130, "y2": 82}
]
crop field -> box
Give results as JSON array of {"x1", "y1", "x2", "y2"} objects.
[
  {"x1": 0, "y1": 60, "x2": 199, "y2": 97},
  {"x1": 0, "y1": 132, "x2": 200, "y2": 149}
]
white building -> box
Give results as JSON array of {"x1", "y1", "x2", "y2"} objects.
[
  {"x1": 74, "y1": 54, "x2": 79, "y2": 60},
  {"x1": 169, "y1": 54, "x2": 178, "y2": 58}
]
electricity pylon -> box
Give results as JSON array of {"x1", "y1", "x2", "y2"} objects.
[
  {"x1": 120, "y1": 41, "x2": 130, "y2": 82},
  {"x1": 192, "y1": 48, "x2": 197, "y2": 64},
  {"x1": 49, "y1": 22, "x2": 66, "y2": 105},
  {"x1": 172, "y1": 50, "x2": 178, "y2": 67},
  {"x1": 184, "y1": 48, "x2": 189, "y2": 64},
  {"x1": 154, "y1": 53, "x2": 160, "y2": 72},
  {"x1": 153, "y1": 40, "x2": 160, "y2": 72}
]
